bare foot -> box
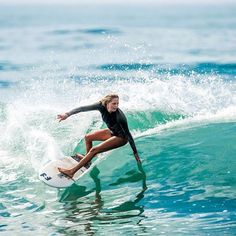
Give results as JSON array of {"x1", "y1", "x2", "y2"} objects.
[{"x1": 58, "y1": 167, "x2": 74, "y2": 179}]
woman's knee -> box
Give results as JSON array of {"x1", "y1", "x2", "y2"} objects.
[{"x1": 85, "y1": 133, "x2": 92, "y2": 142}]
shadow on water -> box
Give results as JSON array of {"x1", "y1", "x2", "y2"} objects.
[
  {"x1": 59, "y1": 167, "x2": 102, "y2": 203},
  {"x1": 103, "y1": 161, "x2": 147, "y2": 218},
  {"x1": 110, "y1": 161, "x2": 147, "y2": 190},
  {"x1": 57, "y1": 167, "x2": 104, "y2": 235},
  {"x1": 56, "y1": 162, "x2": 147, "y2": 235}
]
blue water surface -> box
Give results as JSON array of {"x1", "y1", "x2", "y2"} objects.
[{"x1": 0, "y1": 2, "x2": 236, "y2": 235}]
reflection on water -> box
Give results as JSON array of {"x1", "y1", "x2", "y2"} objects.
[{"x1": 56, "y1": 163, "x2": 147, "y2": 235}]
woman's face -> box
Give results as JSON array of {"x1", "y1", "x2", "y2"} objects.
[{"x1": 107, "y1": 98, "x2": 119, "y2": 113}]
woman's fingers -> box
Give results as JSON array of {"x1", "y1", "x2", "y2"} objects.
[{"x1": 57, "y1": 114, "x2": 67, "y2": 122}]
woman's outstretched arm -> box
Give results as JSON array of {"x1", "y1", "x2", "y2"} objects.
[{"x1": 57, "y1": 102, "x2": 101, "y2": 122}]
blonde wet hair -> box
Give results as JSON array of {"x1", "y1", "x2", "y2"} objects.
[{"x1": 100, "y1": 94, "x2": 119, "y2": 107}]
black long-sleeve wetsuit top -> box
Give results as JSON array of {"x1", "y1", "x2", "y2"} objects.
[{"x1": 66, "y1": 102, "x2": 137, "y2": 154}]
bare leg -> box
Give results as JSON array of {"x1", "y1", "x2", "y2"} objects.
[
  {"x1": 72, "y1": 129, "x2": 112, "y2": 164},
  {"x1": 59, "y1": 136, "x2": 127, "y2": 178},
  {"x1": 85, "y1": 129, "x2": 112, "y2": 154},
  {"x1": 72, "y1": 128, "x2": 113, "y2": 163}
]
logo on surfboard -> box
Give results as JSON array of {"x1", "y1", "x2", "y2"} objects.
[{"x1": 40, "y1": 173, "x2": 52, "y2": 181}]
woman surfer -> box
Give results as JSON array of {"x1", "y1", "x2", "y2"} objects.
[{"x1": 57, "y1": 94, "x2": 140, "y2": 178}]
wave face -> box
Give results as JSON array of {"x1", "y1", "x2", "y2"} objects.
[{"x1": 0, "y1": 3, "x2": 236, "y2": 236}]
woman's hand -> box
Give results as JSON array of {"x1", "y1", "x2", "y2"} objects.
[
  {"x1": 57, "y1": 113, "x2": 69, "y2": 122},
  {"x1": 134, "y1": 153, "x2": 141, "y2": 163}
]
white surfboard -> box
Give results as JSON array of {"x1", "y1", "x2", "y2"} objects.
[{"x1": 38, "y1": 156, "x2": 91, "y2": 188}]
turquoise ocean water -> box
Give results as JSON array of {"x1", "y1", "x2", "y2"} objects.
[{"x1": 0, "y1": 2, "x2": 236, "y2": 235}]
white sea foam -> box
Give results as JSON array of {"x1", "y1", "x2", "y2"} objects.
[{"x1": 1, "y1": 69, "x2": 235, "y2": 171}]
